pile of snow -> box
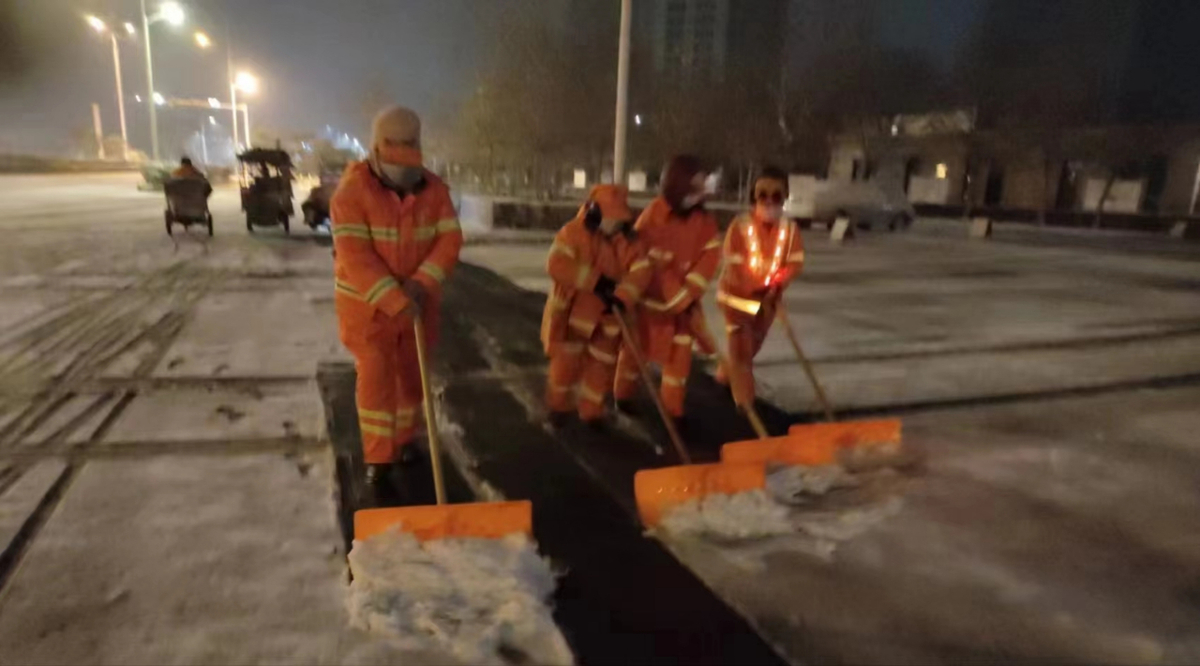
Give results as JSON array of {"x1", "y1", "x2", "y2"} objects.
[
  {"x1": 346, "y1": 530, "x2": 574, "y2": 665},
  {"x1": 658, "y1": 490, "x2": 792, "y2": 539},
  {"x1": 765, "y1": 464, "x2": 854, "y2": 505}
]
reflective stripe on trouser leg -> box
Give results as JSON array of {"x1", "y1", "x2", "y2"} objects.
[
  {"x1": 353, "y1": 342, "x2": 399, "y2": 465},
  {"x1": 394, "y1": 329, "x2": 423, "y2": 451},
  {"x1": 726, "y1": 325, "x2": 758, "y2": 406},
  {"x1": 613, "y1": 347, "x2": 641, "y2": 401},
  {"x1": 660, "y1": 339, "x2": 692, "y2": 417},
  {"x1": 578, "y1": 331, "x2": 620, "y2": 421},
  {"x1": 546, "y1": 340, "x2": 586, "y2": 413}
]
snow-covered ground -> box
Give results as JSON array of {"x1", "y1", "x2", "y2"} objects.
[
  {"x1": 464, "y1": 218, "x2": 1200, "y2": 663},
  {"x1": 5, "y1": 173, "x2": 1200, "y2": 664}
]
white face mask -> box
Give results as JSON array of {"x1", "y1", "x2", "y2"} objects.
[
  {"x1": 757, "y1": 204, "x2": 783, "y2": 221},
  {"x1": 681, "y1": 193, "x2": 704, "y2": 210},
  {"x1": 599, "y1": 218, "x2": 623, "y2": 236}
]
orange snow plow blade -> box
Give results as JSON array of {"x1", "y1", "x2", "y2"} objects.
[
  {"x1": 634, "y1": 462, "x2": 766, "y2": 527},
  {"x1": 788, "y1": 418, "x2": 902, "y2": 451},
  {"x1": 354, "y1": 500, "x2": 533, "y2": 542},
  {"x1": 721, "y1": 418, "x2": 902, "y2": 466},
  {"x1": 721, "y1": 433, "x2": 838, "y2": 466}
]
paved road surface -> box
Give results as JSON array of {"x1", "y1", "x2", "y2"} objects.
[{"x1": 2, "y1": 173, "x2": 1200, "y2": 664}]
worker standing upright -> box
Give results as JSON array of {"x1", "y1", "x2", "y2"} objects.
[
  {"x1": 542, "y1": 185, "x2": 651, "y2": 428},
  {"x1": 330, "y1": 105, "x2": 462, "y2": 496},
  {"x1": 613, "y1": 155, "x2": 720, "y2": 433},
  {"x1": 716, "y1": 166, "x2": 804, "y2": 407}
]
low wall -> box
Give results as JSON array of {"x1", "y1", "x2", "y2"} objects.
[
  {"x1": 473, "y1": 197, "x2": 741, "y2": 233},
  {"x1": 0, "y1": 155, "x2": 141, "y2": 174}
]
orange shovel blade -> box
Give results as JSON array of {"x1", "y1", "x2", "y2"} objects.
[
  {"x1": 354, "y1": 500, "x2": 533, "y2": 542},
  {"x1": 634, "y1": 462, "x2": 766, "y2": 528},
  {"x1": 721, "y1": 433, "x2": 838, "y2": 466},
  {"x1": 788, "y1": 418, "x2": 902, "y2": 450}
]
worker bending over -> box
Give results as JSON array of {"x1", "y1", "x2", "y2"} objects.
[
  {"x1": 717, "y1": 167, "x2": 804, "y2": 407},
  {"x1": 542, "y1": 185, "x2": 651, "y2": 428},
  {"x1": 613, "y1": 155, "x2": 720, "y2": 433},
  {"x1": 330, "y1": 105, "x2": 462, "y2": 495}
]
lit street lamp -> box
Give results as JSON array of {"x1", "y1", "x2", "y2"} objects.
[
  {"x1": 194, "y1": 31, "x2": 211, "y2": 48},
  {"x1": 230, "y1": 71, "x2": 258, "y2": 151},
  {"x1": 140, "y1": 0, "x2": 187, "y2": 162},
  {"x1": 84, "y1": 15, "x2": 129, "y2": 161}
]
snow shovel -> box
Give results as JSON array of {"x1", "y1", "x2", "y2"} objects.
[
  {"x1": 720, "y1": 419, "x2": 902, "y2": 468},
  {"x1": 775, "y1": 301, "x2": 835, "y2": 422},
  {"x1": 353, "y1": 313, "x2": 532, "y2": 543},
  {"x1": 615, "y1": 309, "x2": 692, "y2": 464},
  {"x1": 634, "y1": 461, "x2": 768, "y2": 527}
]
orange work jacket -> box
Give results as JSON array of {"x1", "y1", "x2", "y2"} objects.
[
  {"x1": 330, "y1": 162, "x2": 462, "y2": 319},
  {"x1": 541, "y1": 214, "x2": 651, "y2": 355}
]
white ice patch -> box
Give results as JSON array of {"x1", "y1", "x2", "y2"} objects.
[
  {"x1": 765, "y1": 464, "x2": 853, "y2": 505},
  {"x1": 346, "y1": 530, "x2": 574, "y2": 665},
  {"x1": 658, "y1": 490, "x2": 792, "y2": 539}
]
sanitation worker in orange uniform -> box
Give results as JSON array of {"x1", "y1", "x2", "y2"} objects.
[
  {"x1": 542, "y1": 185, "x2": 651, "y2": 429},
  {"x1": 716, "y1": 167, "x2": 805, "y2": 407},
  {"x1": 613, "y1": 155, "x2": 721, "y2": 432},
  {"x1": 330, "y1": 105, "x2": 462, "y2": 494}
]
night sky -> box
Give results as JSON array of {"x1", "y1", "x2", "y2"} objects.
[{"x1": 0, "y1": 0, "x2": 980, "y2": 157}]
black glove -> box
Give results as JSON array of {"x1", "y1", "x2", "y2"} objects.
[
  {"x1": 594, "y1": 275, "x2": 622, "y2": 312},
  {"x1": 594, "y1": 275, "x2": 617, "y2": 300}
]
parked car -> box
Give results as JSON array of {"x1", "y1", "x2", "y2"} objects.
[{"x1": 796, "y1": 181, "x2": 915, "y2": 231}]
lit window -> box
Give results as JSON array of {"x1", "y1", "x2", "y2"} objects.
[{"x1": 935, "y1": 163, "x2": 948, "y2": 179}]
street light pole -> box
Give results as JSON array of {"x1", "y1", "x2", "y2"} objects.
[
  {"x1": 141, "y1": 0, "x2": 159, "y2": 162},
  {"x1": 230, "y1": 83, "x2": 240, "y2": 153},
  {"x1": 242, "y1": 103, "x2": 251, "y2": 148},
  {"x1": 110, "y1": 33, "x2": 129, "y2": 161},
  {"x1": 613, "y1": 0, "x2": 632, "y2": 185}
]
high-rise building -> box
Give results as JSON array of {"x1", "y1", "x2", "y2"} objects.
[{"x1": 635, "y1": 0, "x2": 787, "y2": 84}]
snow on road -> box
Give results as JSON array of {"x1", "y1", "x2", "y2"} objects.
[{"x1": 347, "y1": 531, "x2": 572, "y2": 665}]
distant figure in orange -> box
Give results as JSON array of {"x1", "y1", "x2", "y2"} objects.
[
  {"x1": 613, "y1": 155, "x2": 720, "y2": 434},
  {"x1": 330, "y1": 105, "x2": 462, "y2": 496},
  {"x1": 716, "y1": 166, "x2": 804, "y2": 407},
  {"x1": 541, "y1": 185, "x2": 651, "y2": 429}
]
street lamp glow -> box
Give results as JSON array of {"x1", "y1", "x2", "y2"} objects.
[
  {"x1": 152, "y1": 92, "x2": 165, "y2": 106},
  {"x1": 634, "y1": 113, "x2": 642, "y2": 127},
  {"x1": 207, "y1": 97, "x2": 221, "y2": 108},
  {"x1": 124, "y1": 22, "x2": 136, "y2": 35},
  {"x1": 234, "y1": 71, "x2": 258, "y2": 95},
  {"x1": 86, "y1": 15, "x2": 107, "y2": 32},
  {"x1": 135, "y1": 94, "x2": 142, "y2": 103},
  {"x1": 208, "y1": 116, "x2": 217, "y2": 125},
  {"x1": 159, "y1": 2, "x2": 185, "y2": 26},
  {"x1": 194, "y1": 31, "x2": 211, "y2": 48}
]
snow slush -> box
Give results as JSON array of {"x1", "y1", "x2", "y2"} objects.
[{"x1": 346, "y1": 530, "x2": 573, "y2": 665}]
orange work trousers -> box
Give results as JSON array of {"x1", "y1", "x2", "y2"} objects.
[
  {"x1": 338, "y1": 301, "x2": 438, "y2": 465},
  {"x1": 717, "y1": 298, "x2": 777, "y2": 406},
  {"x1": 613, "y1": 311, "x2": 694, "y2": 417},
  {"x1": 546, "y1": 317, "x2": 622, "y2": 421}
]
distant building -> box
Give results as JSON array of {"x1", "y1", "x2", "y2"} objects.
[
  {"x1": 634, "y1": 0, "x2": 786, "y2": 84},
  {"x1": 830, "y1": 112, "x2": 1200, "y2": 218}
]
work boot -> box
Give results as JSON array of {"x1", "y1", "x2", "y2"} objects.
[
  {"x1": 545, "y1": 410, "x2": 573, "y2": 431},
  {"x1": 397, "y1": 445, "x2": 423, "y2": 466},
  {"x1": 363, "y1": 463, "x2": 397, "y2": 507},
  {"x1": 615, "y1": 399, "x2": 639, "y2": 417},
  {"x1": 671, "y1": 416, "x2": 689, "y2": 441}
]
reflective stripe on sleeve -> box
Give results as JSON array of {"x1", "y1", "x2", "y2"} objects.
[
  {"x1": 789, "y1": 251, "x2": 806, "y2": 262},
  {"x1": 685, "y1": 272, "x2": 709, "y2": 290},
  {"x1": 359, "y1": 422, "x2": 394, "y2": 438},
  {"x1": 418, "y1": 262, "x2": 446, "y2": 284},
  {"x1": 574, "y1": 264, "x2": 592, "y2": 289},
  {"x1": 551, "y1": 242, "x2": 576, "y2": 259},
  {"x1": 332, "y1": 223, "x2": 371, "y2": 239},
  {"x1": 364, "y1": 276, "x2": 400, "y2": 305},
  {"x1": 413, "y1": 226, "x2": 438, "y2": 241},
  {"x1": 673, "y1": 335, "x2": 693, "y2": 346},
  {"x1": 704, "y1": 238, "x2": 721, "y2": 250},
  {"x1": 726, "y1": 254, "x2": 744, "y2": 265},
  {"x1": 628, "y1": 258, "x2": 650, "y2": 272},
  {"x1": 436, "y1": 217, "x2": 461, "y2": 234},
  {"x1": 588, "y1": 345, "x2": 617, "y2": 365}
]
